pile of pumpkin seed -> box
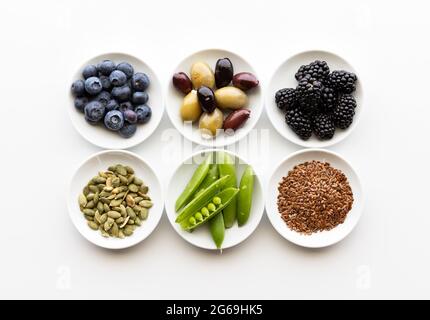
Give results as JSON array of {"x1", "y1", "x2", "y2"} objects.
[{"x1": 78, "y1": 164, "x2": 152, "y2": 238}]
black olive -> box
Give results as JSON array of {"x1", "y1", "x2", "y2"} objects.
[
  {"x1": 197, "y1": 86, "x2": 216, "y2": 113},
  {"x1": 215, "y1": 58, "x2": 234, "y2": 88}
]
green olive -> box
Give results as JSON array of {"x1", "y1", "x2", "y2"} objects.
[
  {"x1": 195, "y1": 212, "x2": 203, "y2": 221},
  {"x1": 190, "y1": 61, "x2": 215, "y2": 89},
  {"x1": 199, "y1": 108, "x2": 223, "y2": 137},
  {"x1": 208, "y1": 203, "x2": 216, "y2": 212},
  {"x1": 180, "y1": 90, "x2": 202, "y2": 122},
  {"x1": 213, "y1": 197, "x2": 221, "y2": 205},
  {"x1": 214, "y1": 87, "x2": 248, "y2": 110},
  {"x1": 201, "y1": 207, "x2": 210, "y2": 217}
]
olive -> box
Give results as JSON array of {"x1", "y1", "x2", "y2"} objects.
[
  {"x1": 223, "y1": 108, "x2": 251, "y2": 131},
  {"x1": 199, "y1": 108, "x2": 224, "y2": 137},
  {"x1": 197, "y1": 86, "x2": 216, "y2": 113},
  {"x1": 215, "y1": 58, "x2": 234, "y2": 88},
  {"x1": 172, "y1": 72, "x2": 192, "y2": 94},
  {"x1": 190, "y1": 62, "x2": 215, "y2": 89},
  {"x1": 180, "y1": 90, "x2": 201, "y2": 122},
  {"x1": 214, "y1": 87, "x2": 248, "y2": 110},
  {"x1": 232, "y1": 72, "x2": 259, "y2": 91}
]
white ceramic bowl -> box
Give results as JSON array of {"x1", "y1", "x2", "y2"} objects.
[
  {"x1": 166, "y1": 149, "x2": 264, "y2": 250},
  {"x1": 68, "y1": 150, "x2": 163, "y2": 249},
  {"x1": 266, "y1": 50, "x2": 363, "y2": 148},
  {"x1": 166, "y1": 49, "x2": 263, "y2": 147},
  {"x1": 69, "y1": 52, "x2": 164, "y2": 149},
  {"x1": 266, "y1": 149, "x2": 364, "y2": 248}
]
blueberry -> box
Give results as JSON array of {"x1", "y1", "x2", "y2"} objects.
[
  {"x1": 119, "y1": 123, "x2": 137, "y2": 138},
  {"x1": 74, "y1": 96, "x2": 88, "y2": 112},
  {"x1": 105, "y1": 99, "x2": 119, "y2": 112},
  {"x1": 84, "y1": 77, "x2": 103, "y2": 95},
  {"x1": 116, "y1": 62, "x2": 134, "y2": 79},
  {"x1": 135, "y1": 105, "x2": 152, "y2": 124},
  {"x1": 111, "y1": 85, "x2": 131, "y2": 102},
  {"x1": 99, "y1": 75, "x2": 111, "y2": 90},
  {"x1": 104, "y1": 110, "x2": 124, "y2": 131},
  {"x1": 95, "y1": 91, "x2": 111, "y2": 106},
  {"x1": 82, "y1": 64, "x2": 98, "y2": 79},
  {"x1": 71, "y1": 80, "x2": 85, "y2": 97},
  {"x1": 84, "y1": 101, "x2": 105, "y2": 123},
  {"x1": 98, "y1": 60, "x2": 116, "y2": 76},
  {"x1": 109, "y1": 70, "x2": 127, "y2": 87},
  {"x1": 131, "y1": 72, "x2": 150, "y2": 91},
  {"x1": 123, "y1": 109, "x2": 138, "y2": 124},
  {"x1": 118, "y1": 101, "x2": 133, "y2": 112},
  {"x1": 132, "y1": 91, "x2": 149, "y2": 105}
]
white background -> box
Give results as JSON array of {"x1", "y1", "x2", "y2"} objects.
[{"x1": 1, "y1": 0, "x2": 429, "y2": 299}]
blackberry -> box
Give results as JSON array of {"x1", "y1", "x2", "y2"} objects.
[
  {"x1": 285, "y1": 109, "x2": 312, "y2": 140},
  {"x1": 327, "y1": 70, "x2": 357, "y2": 94},
  {"x1": 275, "y1": 88, "x2": 297, "y2": 111},
  {"x1": 313, "y1": 113, "x2": 335, "y2": 140},
  {"x1": 333, "y1": 94, "x2": 356, "y2": 129},
  {"x1": 295, "y1": 60, "x2": 330, "y2": 82},
  {"x1": 296, "y1": 75, "x2": 322, "y2": 114},
  {"x1": 319, "y1": 86, "x2": 338, "y2": 113}
]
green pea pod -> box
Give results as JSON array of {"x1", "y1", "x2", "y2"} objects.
[
  {"x1": 180, "y1": 188, "x2": 239, "y2": 230},
  {"x1": 217, "y1": 152, "x2": 237, "y2": 228},
  {"x1": 175, "y1": 153, "x2": 212, "y2": 212},
  {"x1": 237, "y1": 165, "x2": 254, "y2": 226},
  {"x1": 192, "y1": 164, "x2": 219, "y2": 198},
  {"x1": 210, "y1": 211, "x2": 225, "y2": 249},
  {"x1": 175, "y1": 175, "x2": 230, "y2": 223}
]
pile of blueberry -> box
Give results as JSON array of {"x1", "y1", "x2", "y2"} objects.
[{"x1": 71, "y1": 60, "x2": 152, "y2": 138}]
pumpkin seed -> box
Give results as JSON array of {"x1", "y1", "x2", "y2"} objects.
[
  {"x1": 83, "y1": 186, "x2": 90, "y2": 196},
  {"x1": 134, "y1": 197, "x2": 143, "y2": 203},
  {"x1": 128, "y1": 184, "x2": 139, "y2": 193},
  {"x1": 93, "y1": 192, "x2": 99, "y2": 204},
  {"x1": 97, "y1": 202, "x2": 104, "y2": 213},
  {"x1": 118, "y1": 175, "x2": 128, "y2": 185},
  {"x1": 111, "y1": 222, "x2": 119, "y2": 237},
  {"x1": 89, "y1": 185, "x2": 99, "y2": 193},
  {"x1": 99, "y1": 213, "x2": 108, "y2": 224},
  {"x1": 133, "y1": 177, "x2": 143, "y2": 186},
  {"x1": 135, "y1": 217, "x2": 141, "y2": 226},
  {"x1": 119, "y1": 204, "x2": 126, "y2": 217},
  {"x1": 83, "y1": 208, "x2": 95, "y2": 216},
  {"x1": 108, "y1": 165, "x2": 117, "y2": 172},
  {"x1": 116, "y1": 217, "x2": 124, "y2": 224},
  {"x1": 139, "y1": 208, "x2": 149, "y2": 220},
  {"x1": 115, "y1": 192, "x2": 125, "y2": 200},
  {"x1": 126, "y1": 195, "x2": 135, "y2": 207},
  {"x1": 110, "y1": 199, "x2": 122, "y2": 207},
  {"x1": 88, "y1": 221, "x2": 98, "y2": 230},
  {"x1": 125, "y1": 166, "x2": 134, "y2": 174},
  {"x1": 100, "y1": 198, "x2": 110, "y2": 204},
  {"x1": 103, "y1": 203, "x2": 110, "y2": 212},
  {"x1": 86, "y1": 193, "x2": 95, "y2": 201},
  {"x1": 138, "y1": 192, "x2": 150, "y2": 199},
  {"x1": 100, "y1": 229, "x2": 110, "y2": 238},
  {"x1": 107, "y1": 211, "x2": 121, "y2": 219},
  {"x1": 139, "y1": 200, "x2": 153, "y2": 208},
  {"x1": 139, "y1": 185, "x2": 149, "y2": 194},
  {"x1": 93, "y1": 176, "x2": 106, "y2": 184},
  {"x1": 95, "y1": 210, "x2": 102, "y2": 224},
  {"x1": 112, "y1": 177, "x2": 120, "y2": 187},
  {"x1": 118, "y1": 230, "x2": 125, "y2": 239},
  {"x1": 127, "y1": 207, "x2": 136, "y2": 219},
  {"x1": 120, "y1": 216, "x2": 130, "y2": 228},
  {"x1": 84, "y1": 215, "x2": 94, "y2": 221},
  {"x1": 78, "y1": 194, "x2": 87, "y2": 207},
  {"x1": 116, "y1": 165, "x2": 127, "y2": 176},
  {"x1": 127, "y1": 174, "x2": 135, "y2": 185},
  {"x1": 106, "y1": 177, "x2": 113, "y2": 188},
  {"x1": 128, "y1": 219, "x2": 135, "y2": 225},
  {"x1": 123, "y1": 226, "x2": 134, "y2": 236}
]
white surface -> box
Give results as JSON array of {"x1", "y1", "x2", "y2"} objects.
[
  {"x1": 0, "y1": 0, "x2": 429, "y2": 300},
  {"x1": 69, "y1": 52, "x2": 164, "y2": 149},
  {"x1": 68, "y1": 150, "x2": 163, "y2": 249},
  {"x1": 166, "y1": 149, "x2": 264, "y2": 250},
  {"x1": 266, "y1": 50, "x2": 363, "y2": 147},
  {"x1": 266, "y1": 149, "x2": 364, "y2": 248},
  {"x1": 166, "y1": 48, "x2": 263, "y2": 147}
]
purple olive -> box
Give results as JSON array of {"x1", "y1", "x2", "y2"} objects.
[
  {"x1": 172, "y1": 72, "x2": 192, "y2": 94},
  {"x1": 215, "y1": 58, "x2": 234, "y2": 88},
  {"x1": 232, "y1": 72, "x2": 259, "y2": 91},
  {"x1": 223, "y1": 108, "x2": 251, "y2": 131},
  {"x1": 197, "y1": 86, "x2": 216, "y2": 113}
]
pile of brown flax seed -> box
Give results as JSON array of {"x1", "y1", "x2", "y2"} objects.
[{"x1": 277, "y1": 160, "x2": 353, "y2": 234}]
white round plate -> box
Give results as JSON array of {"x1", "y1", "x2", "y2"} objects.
[
  {"x1": 166, "y1": 49, "x2": 263, "y2": 148},
  {"x1": 266, "y1": 149, "x2": 364, "y2": 248},
  {"x1": 266, "y1": 50, "x2": 363, "y2": 148},
  {"x1": 166, "y1": 149, "x2": 264, "y2": 250},
  {"x1": 69, "y1": 52, "x2": 164, "y2": 149},
  {"x1": 68, "y1": 150, "x2": 163, "y2": 249}
]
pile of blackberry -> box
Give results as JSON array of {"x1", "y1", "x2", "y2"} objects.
[{"x1": 275, "y1": 60, "x2": 358, "y2": 140}]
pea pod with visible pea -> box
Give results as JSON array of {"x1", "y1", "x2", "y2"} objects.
[
  {"x1": 237, "y1": 165, "x2": 254, "y2": 226},
  {"x1": 217, "y1": 152, "x2": 237, "y2": 228},
  {"x1": 175, "y1": 153, "x2": 212, "y2": 212},
  {"x1": 180, "y1": 188, "x2": 239, "y2": 231},
  {"x1": 175, "y1": 175, "x2": 230, "y2": 223}
]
